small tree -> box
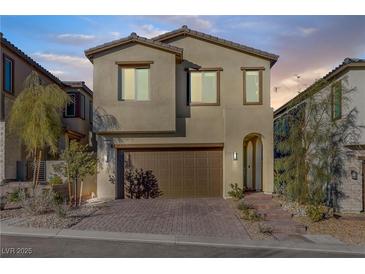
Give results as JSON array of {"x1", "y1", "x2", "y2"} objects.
[
  {"x1": 56, "y1": 140, "x2": 97, "y2": 206},
  {"x1": 9, "y1": 71, "x2": 69, "y2": 187}
]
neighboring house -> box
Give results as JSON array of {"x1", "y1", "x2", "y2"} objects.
[
  {"x1": 274, "y1": 58, "x2": 365, "y2": 212},
  {"x1": 85, "y1": 25, "x2": 279, "y2": 199},
  {"x1": 0, "y1": 33, "x2": 93, "y2": 183},
  {"x1": 62, "y1": 81, "x2": 94, "y2": 147}
]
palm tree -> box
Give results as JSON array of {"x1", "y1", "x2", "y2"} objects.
[{"x1": 9, "y1": 71, "x2": 70, "y2": 187}]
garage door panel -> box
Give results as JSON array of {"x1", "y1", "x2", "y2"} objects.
[{"x1": 123, "y1": 148, "x2": 222, "y2": 198}]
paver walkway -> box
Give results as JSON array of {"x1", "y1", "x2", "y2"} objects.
[{"x1": 72, "y1": 198, "x2": 250, "y2": 240}]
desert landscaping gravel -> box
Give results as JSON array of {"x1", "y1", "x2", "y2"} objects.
[{"x1": 1, "y1": 204, "x2": 98, "y2": 229}]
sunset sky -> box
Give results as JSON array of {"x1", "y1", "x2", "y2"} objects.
[{"x1": 1, "y1": 15, "x2": 364, "y2": 109}]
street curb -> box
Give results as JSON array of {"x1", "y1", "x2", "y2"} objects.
[{"x1": 1, "y1": 224, "x2": 365, "y2": 255}]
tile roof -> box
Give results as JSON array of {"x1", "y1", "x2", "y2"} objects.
[
  {"x1": 274, "y1": 58, "x2": 365, "y2": 117},
  {"x1": 62, "y1": 81, "x2": 93, "y2": 96},
  {"x1": 84, "y1": 32, "x2": 183, "y2": 62},
  {"x1": 153, "y1": 25, "x2": 279, "y2": 66},
  {"x1": 1, "y1": 32, "x2": 64, "y2": 87},
  {"x1": 1, "y1": 33, "x2": 92, "y2": 96}
]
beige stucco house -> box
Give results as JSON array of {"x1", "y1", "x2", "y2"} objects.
[
  {"x1": 0, "y1": 33, "x2": 93, "y2": 184},
  {"x1": 85, "y1": 26, "x2": 279, "y2": 199},
  {"x1": 274, "y1": 58, "x2": 365, "y2": 212}
]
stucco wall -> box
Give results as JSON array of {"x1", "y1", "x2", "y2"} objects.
[
  {"x1": 1, "y1": 47, "x2": 56, "y2": 180},
  {"x1": 0, "y1": 122, "x2": 5, "y2": 183},
  {"x1": 92, "y1": 43, "x2": 176, "y2": 133},
  {"x1": 62, "y1": 88, "x2": 93, "y2": 145},
  {"x1": 94, "y1": 36, "x2": 274, "y2": 198}
]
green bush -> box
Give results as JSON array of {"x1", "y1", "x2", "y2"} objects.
[
  {"x1": 237, "y1": 201, "x2": 252, "y2": 211},
  {"x1": 20, "y1": 188, "x2": 59, "y2": 215},
  {"x1": 259, "y1": 224, "x2": 273, "y2": 235},
  {"x1": 49, "y1": 176, "x2": 63, "y2": 186},
  {"x1": 306, "y1": 205, "x2": 325, "y2": 222},
  {"x1": 228, "y1": 183, "x2": 245, "y2": 200},
  {"x1": 8, "y1": 188, "x2": 23, "y2": 203}
]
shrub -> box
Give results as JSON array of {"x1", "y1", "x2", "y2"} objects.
[
  {"x1": 237, "y1": 201, "x2": 253, "y2": 211},
  {"x1": 125, "y1": 168, "x2": 162, "y2": 199},
  {"x1": 239, "y1": 207, "x2": 263, "y2": 222},
  {"x1": 55, "y1": 202, "x2": 69, "y2": 218},
  {"x1": 228, "y1": 183, "x2": 245, "y2": 200},
  {"x1": 306, "y1": 205, "x2": 325, "y2": 222},
  {"x1": 49, "y1": 176, "x2": 63, "y2": 186},
  {"x1": 8, "y1": 188, "x2": 23, "y2": 203},
  {"x1": 259, "y1": 224, "x2": 273, "y2": 235},
  {"x1": 20, "y1": 188, "x2": 58, "y2": 215}
]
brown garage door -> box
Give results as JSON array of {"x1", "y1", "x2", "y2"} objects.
[{"x1": 122, "y1": 148, "x2": 223, "y2": 198}]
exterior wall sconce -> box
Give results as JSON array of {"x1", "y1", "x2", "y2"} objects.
[{"x1": 233, "y1": 152, "x2": 238, "y2": 161}]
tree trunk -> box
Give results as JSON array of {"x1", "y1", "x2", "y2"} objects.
[
  {"x1": 67, "y1": 166, "x2": 72, "y2": 205},
  {"x1": 34, "y1": 150, "x2": 42, "y2": 187},
  {"x1": 32, "y1": 149, "x2": 37, "y2": 189},
  {"x1": 79, "y1": 179, "x2": 84, "y2": 205},
  {"x1": 74, "y1": 178, "x2": 78, "y2": 207}
]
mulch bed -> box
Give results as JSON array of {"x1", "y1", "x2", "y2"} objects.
[
  {"x1": 1, "y1": 203, "x2": 99, "y2": 229},
  {"x1": 274, "y1": 196, "x2": 365, "y2": 245}
]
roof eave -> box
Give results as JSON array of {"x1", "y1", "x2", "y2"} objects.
[{"x1": 153, "y1": 28, "x2": 279, "y2": 66}]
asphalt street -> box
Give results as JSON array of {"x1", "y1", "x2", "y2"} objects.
[{"x1": 1, "y1": 235, "x2": 364, "y2": 258}]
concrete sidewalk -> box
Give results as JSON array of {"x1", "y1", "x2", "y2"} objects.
[{"x1": 1, "y1": 223, "x2": 364, "y2": 256}]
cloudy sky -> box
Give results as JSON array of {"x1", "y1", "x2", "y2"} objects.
[{"x1": 1, "y1": 15, "x2": 365, "y2": 109}]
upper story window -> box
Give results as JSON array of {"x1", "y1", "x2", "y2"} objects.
[
  {"x1": 64, "y1": 92, "x2": 85, "y2": 119},
  {"x1": 331, "y1": 81, "x2": 342, "y2": 120},
  {"x1": 118, "y1": 65, "x2": 150, "y2": 101},
  {"x1": 242, "y1": 67, "x2": 264, "y2": 105},
  {"x1": 3, "y1": 54, "x2": 14, "y2": 93},
  {"x1": 189, "y1": 69, "x2": 220, "y2": 105}
]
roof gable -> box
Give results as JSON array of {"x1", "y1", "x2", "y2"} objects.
[
  {"x1": 85, "y1": 33, "x2": 183, "y2": 62},
  {"x1": 153, "y1": 25, "x2": 279, "y2": 66}
]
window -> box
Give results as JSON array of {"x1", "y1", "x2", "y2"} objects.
[
  {"x1": 3, "y1": 55, "x2": 14, "y2": 93},
  {"x1": 189, "y1": 70, "x2": 219, "y2": 105},
  {"x1": 64, "y1": 92, "x2": 85, "y2": 118},
  {"x1": 65, "y1": 93, "x2": 76, "y2": 117},
  {"x1": 243, "y1": 69, "x2": 263, "y2": 105},
  {"x1": 118, "y1": 67, "x2": 150, "y2": 101},
  {"x1": 80, "y1": 93, "x2": 85, "y2": 119},
  {"x1": 332, "y1": 81, "x2": 342, "y2": 120}
]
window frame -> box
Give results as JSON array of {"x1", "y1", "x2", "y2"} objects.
[
  {"x1": 188, "y1": 68, "x2": 221, "y2": 106},
  {"x1": 331, "y1": 80, "x2": 342, "y2": 121},
  {"x1": 117, "y1": 62, "x2": 152, "y2": 102},
  {"x1": 64, "y1": 92, "x2": 77, "y2": 118},
  {"x1": 3, "y1": 54, "x2": 14, "y2": 94},
  {"x1": 242, "y1": 67, "x2": 264, "y2": 105}
]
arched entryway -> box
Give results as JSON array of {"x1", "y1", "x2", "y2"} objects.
[{"x1": 243, "y1": 133, "x2": 263, "y2": 191}]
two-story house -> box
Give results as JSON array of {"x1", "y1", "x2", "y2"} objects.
[
  {"x1": 274, "y1": 58, "x2": 365, "y2": 212},
  {"x1": 86, "y1": 26, "x2": 279, "y2": 199},
  {"x1": 0, "y1": 33, "x2": 93, "y2": 183}
]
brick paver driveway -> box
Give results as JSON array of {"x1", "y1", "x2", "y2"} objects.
[{"x1": 72, "y1": 198, "x2": 249, "y2": 240}]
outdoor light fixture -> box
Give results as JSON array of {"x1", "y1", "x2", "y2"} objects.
[{"x1": 233, "y1": 152, "x2": 238, "y2": 161}]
